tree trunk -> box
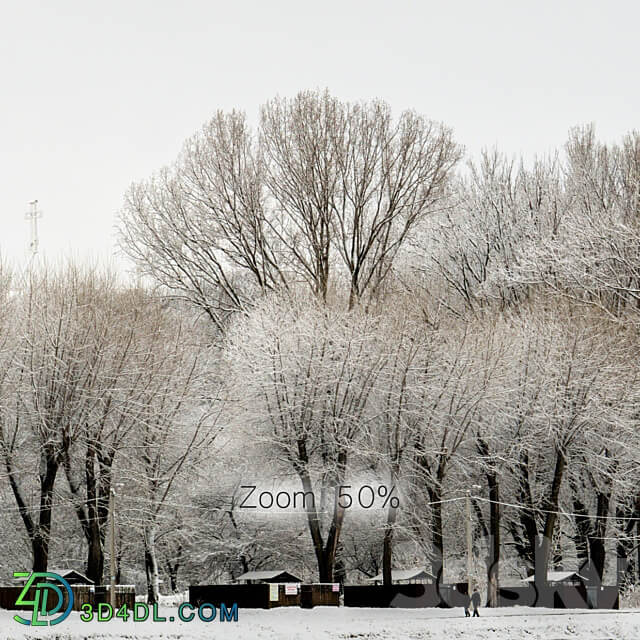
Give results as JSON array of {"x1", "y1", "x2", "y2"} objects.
[
  {"x1": 321, "y1": 473, "x2": 347, "y2": 582},
  {"x1": 63, "y1": 444, "x2": 112, "y2": 585},
  {"x1": 168, "y1": 564, "x2": 179, "y2": 593},
  {"x1": 477, "y1": 436, "x2": 500, "y2": 607},
  {"x1": 166, "y1": 546, "x2": 182, "y2": 593},
  {"x1": 334, "y1": 542, "x2": 346, "y2": 584},
  {"x1": 539, "y1": 447, "x2": 566, "y2": 582},
  {"x1": 32, "y1": 453, "x2": 59, "y2": 572},
  {"x1": 86, "y1": 524, "x2": 105, "y2": 585},
  {"x1": 637, "y1": 519, "x2": 640, "y2": 584},
  {"x1": 427, "y1": 486, "x2": 444, "y2": 582},
  {"x1": 297, "y1": 455, "x2": 346, "y2": 583},
  {"x1": 317, "y1": 550, "x2": 335, "y2": 583},
  {"x1": 588, "y1": 483, "x2": 612, "y2": 583},
  {"x1": 87, "y1": 453, "x2": 112, "y2": 585},
  {"x1": 303, "y1": 478, "x2": 332, "y2": 581},
  {"x1": 382, "y1": 466, "x2": 400, "y2": 587},
  {"x1": 382, "y1": 502, "x2": 398, "y2": 586},
  {"x1": 514, "y1": 450, "x2": 538, "y2": 568},
  {"x1": 487, "y1": 472, "x2": 500, "y2": 607},
  {"x1": 116, "y1": 528, "x2": 123, "y2": 584},
  {"x1": 570, "y1": 480, "x2": 590, "y2": 572},
  {"x1": 572, "y1": 451, "x2": 616, "y2": 585},
  {"x1": 144, "y1": 524, "x2": 160, "y2": 604},
  {"x1": 615, "y1": 503, "x2": 638, "y2": 586},
  {"x1": 32, "y1": 533, "x2": 49, "y2": 573}
]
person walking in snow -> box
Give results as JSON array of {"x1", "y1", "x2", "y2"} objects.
[{"x1": 471, "y1": 587, "x2": 481, "y2": 617}]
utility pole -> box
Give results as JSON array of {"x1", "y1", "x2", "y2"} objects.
[
  {"x1": 25, "y1": 200, "x2": 43, "y2": 257},
  {"x1": 109, "y1": 487, "x2": 116, "y2": 610},
  {"x1": 466, "y1": 489, "x2": 473, "y2": 598}
]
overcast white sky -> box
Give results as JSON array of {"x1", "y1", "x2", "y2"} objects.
[{"x1": 1, "y1": 0, "x2": 638, "y2": 272}]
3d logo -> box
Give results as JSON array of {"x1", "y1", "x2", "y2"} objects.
[{"x1": 13, "y1": 572, "x2": 74, "y2": 626}]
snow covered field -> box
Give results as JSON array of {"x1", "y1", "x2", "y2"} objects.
[{"x1": 1, "y1": 606, "x2": 639, "y2": 640}]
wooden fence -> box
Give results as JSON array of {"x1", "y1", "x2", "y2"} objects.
[
  {"x1": 498, "y1": 585, "x2": 619, "y2": 609},
  {"x1": 190, "y1": 583, "x2": 339, "y2": 609},
  {"x1": 344, "y1": 583, "x2": 468, "y2": 608},
  {"x1": 93, "y1": 585, "x2": 136, "y2": 610},
  {"x1": 0, "y1": 584, "x2": 135, "y2": 612},
  {"x1": 300, "y1": 583, "x2": 340, "y2": 608}
]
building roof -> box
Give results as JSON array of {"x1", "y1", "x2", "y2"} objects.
[
  {"x1": 523, "y1": 571, "x2": 586, "y2": 583},
  {"x1": 235, "y1": 570, "x2": 302, "y2": 583},
  {"x1": 45, "y1": 569, "x2": 95, "y2": 585},
  {"x1": 368, "y1": 568, "x2": 436, "y2": 582}
]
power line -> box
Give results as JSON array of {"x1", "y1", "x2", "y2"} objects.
[
  {"x1": 0, "y1": 492, "x2": 638, "y2": 524},
  {"x1": 471, "y1": 495, "x2": 640, "y2": 522}
]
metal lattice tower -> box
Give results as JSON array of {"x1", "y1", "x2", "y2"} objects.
[{"x1": 25, "y1": 199, "x2": 43, "y2": 256}]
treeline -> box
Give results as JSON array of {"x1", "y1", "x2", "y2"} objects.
[
  {"x1": 0, "y1": 265, "x2": 216, "y2": 603},
  {"x1": 1, "y1": 91, "x2": 639, "y2": 605}
]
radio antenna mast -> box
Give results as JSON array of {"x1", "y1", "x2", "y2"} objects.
[{"x1": 25, "y1": 199, "x2": 43, "y2": 256}]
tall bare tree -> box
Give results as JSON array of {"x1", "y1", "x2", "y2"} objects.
[
  {"x1": 122, "y1": 304, "x2": 219, "y2": 604},
  {"x1": 410, "y1": 322, "x2": 499, "y2": 582},
  {"x1": 120, "y1": 90, "x2": 462, "y2": 318},
  {"x1": 226, "y1": 296, "x2": 387, "y2": 581},
  {"x1": 367, "y1": 313, "x2": 433, "y2": 585},
  {"x1": 0, "y1": 265, "x2": 125, "y2": 571}
]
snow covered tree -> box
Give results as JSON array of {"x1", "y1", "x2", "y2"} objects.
[
  {"x1": 123, "y1": 304, "x2": 219, "y2": 604},
  {"x1": 0, "y1": 264, "x2": 127, "y2": 572},
  {"x1": 225, "y1": 296, "x2": 387, "y2": 582},
  {"x1": 119, "y1": 90, "x2": 461, "y2": 320}
]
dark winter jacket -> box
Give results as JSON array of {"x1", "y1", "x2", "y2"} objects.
[{"x1": 471, "y1": 591, "x2": 481, "y2": 608}]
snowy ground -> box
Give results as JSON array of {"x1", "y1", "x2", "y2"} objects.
[{"x1": 1, "y1": 606, "x2": 640, "y2": 640}]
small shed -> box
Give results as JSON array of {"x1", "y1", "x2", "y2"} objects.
[
  {"x1": 368, "y1": 568, "x2": 436, "y2": 585},
  {"x1": 523, "y1": 571, "x2": 587, "y2": 587},
  {"x1": 15, "y1": 569, "x2": 96, "y2": 586},
  {"x1": 235, "y1": 570, "x2": 302, "y2": 585},
  {"x1": 48, "y1": 569, "x2": 95, "y2": 585}
]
